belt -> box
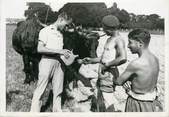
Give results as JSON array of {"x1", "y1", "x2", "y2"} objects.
[{"x1": 42, "y1": 54, "x2": 60, "y2": 59}]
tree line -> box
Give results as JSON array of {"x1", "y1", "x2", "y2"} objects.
[
  {"x1": 25, "y1": 2, "x2": 164, "y2": 31},
  {"x1": 107, "y1": 3, "x2": 164, "y2": 30}
]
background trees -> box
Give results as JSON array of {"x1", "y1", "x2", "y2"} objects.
[
  {"x1": 25, "y1": 2, "x2": 58, "y2": 24},
  {"x1": 25, "y1": 2, "x2": 164, "y2": 31},
  {"x1": 58, "y1": 3, "x2": 107, "y2": 27}
]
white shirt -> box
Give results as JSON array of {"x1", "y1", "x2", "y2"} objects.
[{"x1": 38, "y1": 25, "x2": 63, "y2": 50}]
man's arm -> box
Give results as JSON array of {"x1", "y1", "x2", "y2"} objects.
[
  {"x1": 80, "y1": 56, "x2": 101, "y2": 64},
  {"x1": 38, "y1": 41, "x2": 71, "y2": 59},
  {"x1": 88, "y1": 57, "x2": 101, "y2": 64},
  {"x1": 114, "y1": 61, "x2": 137, "y2": 85},
  {"x1": 38, "y1": 41, "x2": 65, "y2": 55},
  {"x1": 37, "y1": 29, "x2": 70, "y2": 57},
  {"x1": 104, "y1": 39, "x2": 127, "y2": 67}
]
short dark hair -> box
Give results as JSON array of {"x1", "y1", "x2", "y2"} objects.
[
  {"x1": 58, "y1": 12, "x2": 72, "y2": 23},
  {"x1": 128, "y1": 29, "x2": 151, "y2": 45}
]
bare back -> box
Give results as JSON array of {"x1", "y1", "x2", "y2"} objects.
[{"x1": 131, "y1": 51, "x2": 159, "y2": 94}]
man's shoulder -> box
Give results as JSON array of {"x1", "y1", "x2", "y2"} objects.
[
  {"x1": 150, "y1": 52, "x2": 159, "y2": 61},
  {"x1": 127, "y1": 59, "x2": 142, "y2": 70},
  {"x1": 114, "y1": 35, "x2": 125, "y2": 46},
  {"x1": 40, "y1": 25, "x2": 51, "y2": 32},
  {"x1": 130, "y1": 57, "x2": 153, "y2": 71},
  {"x1": 39, "y1": 27, "x2": 47, "y2": 33},
  {"x1": 116, "y1": 35, "x2": 124, "y2": 41}
]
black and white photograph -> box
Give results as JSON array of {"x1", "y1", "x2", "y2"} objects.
[{"x1": 1, "y1": 0, "x2": 169, "y2": 115}]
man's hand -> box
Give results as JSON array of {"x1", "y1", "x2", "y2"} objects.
[
  {"x1": 100, "y1": 64, "x2": 107, "y2": 74},
  {"x1": 98, "y1": 64, "x2": 109, "y2": 78},
  {"x1": 61, "y1": 49, "x2": 71, "y2": 59},
  {"x1": 82, "y1": 57, "x2": 92, "y2": 64},
  {"x1": 123, "y1": 81, "x2": 131, "y2": 92},
  {"x1": 77, "y1": 57, "x2": 93, "y2": 64},
  {"x1": 100, "y1": 60, "x2": 110, "y2": 74},
  {"x1": 102, "y1": 61, "x2": 109, "y2": 68}
]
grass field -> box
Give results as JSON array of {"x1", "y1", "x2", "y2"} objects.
[
  {"x1": 6, "y1": 24, "x2": 165, "y2": 112},
  {"x1": 6, "y1": 24, "x2": 52, "y2": 112}
]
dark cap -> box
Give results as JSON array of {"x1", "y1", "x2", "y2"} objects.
[{"x1": 102, "y1": 15, "x2": 120, "y2": 28}]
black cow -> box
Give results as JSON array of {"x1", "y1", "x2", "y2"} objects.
[{"x1": 12, "y1": 16, "x2": 43, "y2": 84}]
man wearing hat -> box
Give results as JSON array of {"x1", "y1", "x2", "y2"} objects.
[{"x1": 82, "y1": 15, "x2": 127, "y2": 111}]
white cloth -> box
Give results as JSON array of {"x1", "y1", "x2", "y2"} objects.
[
  {"x1": 79, "y1": 64, "x2": 99, "y2": 79},
  {"x1": 127, "y1": 89, "x2": 157, "y2": 101},
  {"x1": 38, "y1": 25, "x2": 63, "y2": 50},
  {"x1": 102, "y1": 92, "x2": 117, "y2": 108}
]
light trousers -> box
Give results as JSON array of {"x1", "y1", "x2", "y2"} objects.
[{"x1": 30, "y1": 57, "x2": 64, "y2": 112}]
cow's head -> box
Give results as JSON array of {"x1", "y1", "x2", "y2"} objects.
[
  {"x1": 84, "y1": 32, "x2": 99, "y2": 58},
  {"x1": 62, "y1": 27, "x2": 99, "y2": 59}
]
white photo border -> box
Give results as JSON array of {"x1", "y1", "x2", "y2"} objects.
[{"x1": 0, "y1": 0, "x2": 169, "y2": 116}]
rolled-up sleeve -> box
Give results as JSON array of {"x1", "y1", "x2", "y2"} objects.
[{"x1": 38, "y1": 28, "x2": 47, "y2": 45}]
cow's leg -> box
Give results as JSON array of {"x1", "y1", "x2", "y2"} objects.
[
  {"x1": 22, "y1": 54, "x2": 32, "y2": 84},
  {"x1": 30, "y1": 54, "x2": 40, "y2": 81}
]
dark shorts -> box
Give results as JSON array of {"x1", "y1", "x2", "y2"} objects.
[{"x1": 125, "y1": 96, "x2": 163, "y2": 112}]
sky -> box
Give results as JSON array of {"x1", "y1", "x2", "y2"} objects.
[{"x1": 2, "y1": 0, "x2": 168, "y2": 19}]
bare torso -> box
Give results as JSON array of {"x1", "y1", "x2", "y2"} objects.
[
  {"x1": 131, "y1": 51, "x2": 159, "y2": 94},
  {"x1": 101, "y1": 35, "x2": 121, "y2": 63}
]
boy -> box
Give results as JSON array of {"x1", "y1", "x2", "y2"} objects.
[{"x1": 114, "y1": 29, "x2": 162, "y2": 112}]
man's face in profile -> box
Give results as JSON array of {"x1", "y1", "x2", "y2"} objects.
[
  {"x1": 128, "y1": 39, "x2": 140, "y2": 54},
  {"x1": 58, "y1": 18, "x2": 72, "y2": 31},
  {"x1": 102, "y1": 24, "x2": 116, "y2": 36}
]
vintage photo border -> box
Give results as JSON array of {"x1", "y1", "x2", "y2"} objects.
[{"x1": 0, "y1": 0, "x2": 169, "y2": 116}]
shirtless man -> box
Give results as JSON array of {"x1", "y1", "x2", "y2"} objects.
[
  {"x1": 114, "y1": 29, "x2": 162, "y2": 112},
  {"x1": 82, "y1": 15, "x2": 127, "y2": 111}
]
